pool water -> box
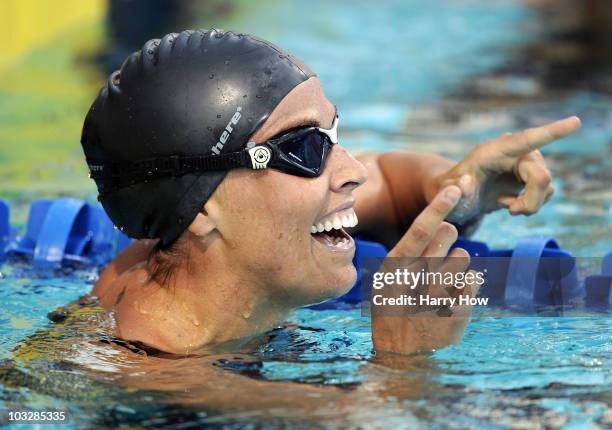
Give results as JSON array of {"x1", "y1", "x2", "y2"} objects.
[{"x1": 1, "y1": 0, "x2": 611, "y2": 428}]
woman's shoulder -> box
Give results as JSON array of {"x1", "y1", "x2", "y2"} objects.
[
  {"x1": 92, "y1": 239, "x2": 157, "y2": 307},
  {"x1": 95, "y1": 261, "x2": 149, "y2": 309}
]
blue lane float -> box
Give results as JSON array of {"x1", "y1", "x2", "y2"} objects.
[
  {"x1": 0, "y1": 199, "x2": 10, "y2": 259},
  {"x1": 450, "y1": 237, "x2": 581, "y2": 310},
  {"x1": 342, "y1": 237, "x2": 609, "y2": 311},
  {"x1": 4, "y1": 198, "x2": 129, "y2": 268},
  {"x1": 0, "y1": 197, "x2": 610, "y2": 311},
  {"x1": 584, "y1": 252, "x2": 612, "y2": 310}
]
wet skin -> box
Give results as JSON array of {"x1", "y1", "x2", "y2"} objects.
[
  {"x1": 93, "y1": 77, "x2": 581, "y2": 355},
  {"x1": 10, "y1": 303, "x2": 451, "y2": 422}
]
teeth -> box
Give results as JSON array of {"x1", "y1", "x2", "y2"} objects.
[
  {"x1": 311, "y1": 209, "x2": 359, "y2": 234},
  {"x1": 347, "y1": 213, "x2": 357, "y2": 228}
]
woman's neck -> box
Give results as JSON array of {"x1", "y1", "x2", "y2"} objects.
[{"x1": 112, "y1": 244, "x2": 292, "y2": 354}]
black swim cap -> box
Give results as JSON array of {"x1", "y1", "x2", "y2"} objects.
[{"x1": 81, "y1": 29, "x2": 314, "y2": 246}]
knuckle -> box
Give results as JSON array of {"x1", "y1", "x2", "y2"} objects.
[
  {"x1": 410, "y1": 222, "x2": 432, "y2": 243},
  {"x1": 533, "y1": 149, "x2": 544, "y2": 160},
  {"x1": 521, "y1": 151, "x2": 538, "y2": 162},
  {"x1": 523, "y1": 204, "x2": 538, "y2": 215},
  {"x1": 454, "y1": 247, "x2": 470, "y2": 260},
  {"x1": 431, "y1": 204, "x2": 447, "y2": 218},
  {"x1": 534, "y1": 169, "x2": 552, "y2": 187},
  {"x1": 432, "y1": 198, "x2": 452, "y2": 215},
  {"x1": 517, "y1": 198, "x2": 537, "y2": 215},
  {"x1": 449, "y1": 249, "x2": 470, "y2": 271}
]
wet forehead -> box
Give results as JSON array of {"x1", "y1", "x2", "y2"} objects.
[{"x1": 250, "y1": 77, "x2": 336, "y2": 143}]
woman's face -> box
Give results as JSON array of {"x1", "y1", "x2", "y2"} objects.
[{"x1": 206, "y1": 78, "x2": 368, "y2": 306}]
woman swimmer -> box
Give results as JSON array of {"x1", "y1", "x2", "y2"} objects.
[{"x1": 81, "y1": 29, "x2": 580, "y2": 355}]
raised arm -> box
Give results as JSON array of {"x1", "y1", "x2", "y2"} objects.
[{"x1": 352, "y1": 116, "x2": 581, "y2": 249}]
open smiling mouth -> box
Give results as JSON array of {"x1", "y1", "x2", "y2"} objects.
[{"x1": 310, "y1": 209, "x2": 358, "y2": 250}]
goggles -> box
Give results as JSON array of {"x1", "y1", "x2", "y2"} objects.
[
  {"x1": 244, "y1": 112, "x2": 338, "y2": 177},
  {"x1": 88, "y1": 113, "x2": 339, "y2": 192}
]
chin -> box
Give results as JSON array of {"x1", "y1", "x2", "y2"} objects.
[{"x1": 315, "y1": 264, "x2": 358, "y2": 303}]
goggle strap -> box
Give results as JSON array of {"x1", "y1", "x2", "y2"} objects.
[
  {"x1": 88, "y1": 115, "x2": 338, "y2": 193},
  {"x1": 88, "y1": 150, "x2": 256, "y2": 193}
]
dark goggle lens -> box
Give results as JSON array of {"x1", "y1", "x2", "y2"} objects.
[{"x1": 278, "y1": 132, "x2": 330, "y2": 172}]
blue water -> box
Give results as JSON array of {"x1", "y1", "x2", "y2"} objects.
[
  {"x1": 2, "y1": 0, "x2": 612, "y2": 428},
  {"x1": 1, "y1": 271, "x2": 610, "y2": 428}
]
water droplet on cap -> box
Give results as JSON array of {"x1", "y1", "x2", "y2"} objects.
[{"x1": 209, "y1": 74, "x2": 214, "y2": 79}]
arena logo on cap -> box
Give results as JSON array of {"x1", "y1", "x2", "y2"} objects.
[{"x1": 212, "y1": 107, "x2": 242, "y2": 155}]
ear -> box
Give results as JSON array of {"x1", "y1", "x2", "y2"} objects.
[{"x1": 187, "y1": 209, "x2": 217, "y2": 237}]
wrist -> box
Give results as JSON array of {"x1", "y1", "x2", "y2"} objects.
[{"x1": 425, "y1": 165, "x2": 484, "y2": 235}]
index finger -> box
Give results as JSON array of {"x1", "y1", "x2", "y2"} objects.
[
  {"x1": 389, "y1": 186, "x2": 462, "y2": 258},
  {"x1": 501, "y1": 116, "x2": 581, "y2": 157}
]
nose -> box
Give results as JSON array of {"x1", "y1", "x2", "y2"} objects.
[{"x1": 326, "y1": 144, "x2": 368, "y2": 192}]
